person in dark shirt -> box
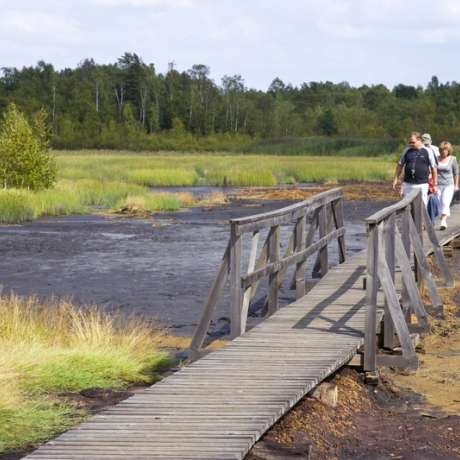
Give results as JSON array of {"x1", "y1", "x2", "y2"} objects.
[{"x1": 392, "y1": 131, "x2": 438, "y2": 205}]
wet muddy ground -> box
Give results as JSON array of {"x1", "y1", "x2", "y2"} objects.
[{"x1": 0, "y1": 196, "x2": 390, "y2": 337}]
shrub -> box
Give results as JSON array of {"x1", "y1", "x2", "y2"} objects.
[{"x1": 0, "y1": 104, "x2": 56, "y2": 190}]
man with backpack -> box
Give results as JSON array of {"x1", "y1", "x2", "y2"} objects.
[{"x1": 392, "y1": 131, "x2": 438, "y2": 205}]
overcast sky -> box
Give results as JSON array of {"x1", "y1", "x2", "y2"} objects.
[{"x1": 1, "y1": 0, "x2": 459, "y2": 90}]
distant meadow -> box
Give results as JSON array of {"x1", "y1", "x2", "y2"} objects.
[{"x1": 0, "y1": 150, "x2": 396, "y2": 224}]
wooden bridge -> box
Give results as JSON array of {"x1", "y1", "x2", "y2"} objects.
[{"x1": 25, "y1": 189, "x2": 460, "y2": 460}]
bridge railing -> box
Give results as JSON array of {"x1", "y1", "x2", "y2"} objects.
[
  {"x1": 364, "y1": 189, "x2": 453, "y2": 372},
  {"x1": 190, "y1": 188, "x2": 346, "y2": 355}
]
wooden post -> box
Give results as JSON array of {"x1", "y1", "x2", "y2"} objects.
[
  {"x1": 400, "y1": 206, "x2": 412, "y2": 319},
  {"x1": 421, "y1": 204, "x2": 454, "y2": 287},
  {"x1": 230, "y1": 223, "x2": 242, "y2": 339},
  {"x1": 364, "y1": 222, "x2": 379, "y2": 372},
  {"x1": 268, "y1": 225, "x2": 280, "y2": 315},
  {"x1": 317, "y1": 204, "x2": 329, "y2": 278},
  {"x1": 190, "y1": 242, "x2": 230, "y2": 353},
  {"x1": 240, "y1": 231, "x2": 259, "y2": 333},
  {"x1": 295, "y1": 215, "x2": 306, "y2": 299},
  {"x1": 332, "y1": 198, "x2": 346, "y2": 263},
  {"x1": 383, "y1": 214, "x2": 397, "y2": 349},
  {"x1": 411, "y1": 191, "x2": 423, "y2": 286},
  {"x1": 377, "y1": 230, "x2": 417, "y2": 363},
  {"x1": 394, "y1": 227, "x2": 428, "y2": 327},
  {"x1": 407, "y1": 215, "x2": 443, "y2": 309}
]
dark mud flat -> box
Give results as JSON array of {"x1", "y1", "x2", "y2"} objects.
[{"x1": 0, "y1": 199, "x2": 390, "y2": 336}]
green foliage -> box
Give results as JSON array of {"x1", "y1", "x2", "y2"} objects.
[
  {"x1": 317, "y1": 109, "x2": 338, "y2": 136},
  {"x1": 0, "y1": 104, "x2": 56, "y2": 189},
  {"x1": 2, "y1": 55, "x2": 458, "y2": 148},
  {"x1": 245, "y1": 137, "x2": 401, "y2": 156},
  {"x1": 0, "y1": 190, "x2": 35, "y2": 223}
]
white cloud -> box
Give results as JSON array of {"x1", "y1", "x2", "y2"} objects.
[
  {"x1": 1, "y1": 0, "x2": 460, "y2": 88},
  {"x1": 90, "y1": 0, "x2": 192, "y2": 7},
  {"x1": 0, "y1": 10, "x2": 84, "y2": 47}
]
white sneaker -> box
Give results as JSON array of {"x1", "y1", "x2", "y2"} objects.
[{"x1": 440, "y1": 218, "x2": 447, "y2": 230}]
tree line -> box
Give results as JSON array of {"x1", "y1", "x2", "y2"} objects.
[{"x1": 1, "y1": 52, "x2": 459, "y2": 150}]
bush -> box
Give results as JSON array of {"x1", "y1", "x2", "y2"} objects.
[{"x1": 0, "y1": 104, "x2": 56, "y2": 190}]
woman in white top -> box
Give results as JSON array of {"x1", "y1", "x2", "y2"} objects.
[{"x1": 436, "y1": 141, "x2": 459, "y2": 230}]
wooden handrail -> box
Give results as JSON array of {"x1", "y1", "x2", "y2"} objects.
[
  {"x1": 363, "y1": 189, "x2": 452, "y2": 373},
  {"x1": 190, "y1": 188, "x2": 347, "y2": 356},
  {"x1": 230, "y1": 188, "x2": 342, "y2": 234},
  {"x1": 365, "y1": 189, "x2": 419, "y2": 225}
]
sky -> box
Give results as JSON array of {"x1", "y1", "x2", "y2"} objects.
[{"x1": 1, "y1": 0, "x2": 459, "y2": 90}]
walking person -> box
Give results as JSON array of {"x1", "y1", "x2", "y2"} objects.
[
  {"x1": 422, "y1": 132, "x2": 440, "y2": 160},
  {"x1": 392, "y1": 131, "x2": 438, "y2": 205},
  {"x1": 436, "y1": 141, "x2": 459, "y2": 230}
]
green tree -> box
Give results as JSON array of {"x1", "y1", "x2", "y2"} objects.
[
  {"x1": 317, "y1": 108, "x2": 337, "y2": 136},
  {"x1": 0, "y1": 103, "x2": 56, "y2": 189}
]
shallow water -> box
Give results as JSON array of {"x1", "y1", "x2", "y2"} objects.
[{"x1": 0, "y1": 199, "x2": 391, "y2": 336}]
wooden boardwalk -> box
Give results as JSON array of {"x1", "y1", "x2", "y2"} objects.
[{"x1": 25, "y1": 202, "x2": 460, "y2": 460}]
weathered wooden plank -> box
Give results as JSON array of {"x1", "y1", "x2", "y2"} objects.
[
  {"x1": 294, "y1": 215, "x2": 306, "y2": 298},
  {"x1": 366, "y1": 189, "x2": 419, "y2": 224},
  {"x1": 267, "y1": 225, "x2": 281, "y2": 315},
  {"x1": 241, "y1": 228, "x2": 345, "y2": 288},
  {"x1": 394, "y1": 228, "x2": 428, "y2": 327},
  {"x1": 317, "y1": 204, "x2": 329, "y2": 278},
  {"x1": 382, "y1": 214, "x2": 397, "y2": 349},
  {"x1": 230, "y1": 223, "x2": 243, "y2": 339},
  {"x1": 332, "y1": 198, "x2": 346, "y2": 263},
  {"x1": 421, "y1": 204, "x2": 454, "y2": 287},
  {"x1": 364, "y1": 223, "x2": 378, "y2": 372},
  {"x1": 230, "y1": 188, "x2": 342, "y2": 234},
  {"x1": 407, "y1": 214, "x2": 443, "y2": 309},
  {"x1": 240, "y1": 231, "x2": 260, "y2": 333},
  {"x1": 190, "y1": 241, "x2": 230, "y2": 352},
  {"x1": 377, "y1": 260, "x2": 417, "y2": 363}
]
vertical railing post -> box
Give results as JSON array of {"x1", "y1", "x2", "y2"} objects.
[
  {"x1": 364, "y1": 222, "x2": 379, "y2": 373},
  {"x1": 411, "y1": 190, "x2": 424, "y2": 287},
  {"x1": 268, "y1": 225, "x2": 280, "y2": 315},
  {"x1": 400, "y1": 206, "x2": 412, "y2": 320},
  {"x1": 318, "y1": 204, "x2": 329, "y2": 278},
  {"x1": 294, "y1": 215, "x2": 306, "y2": 299},
  {"x1": 230, "y1": 222, "x2": 242, "y2": 339},
  {"x1": 383, "y1": 214, "x2": 397, "y2": 349},
  {"x1": 332, "y1": 197, "x2": 346, "y2": 263}
]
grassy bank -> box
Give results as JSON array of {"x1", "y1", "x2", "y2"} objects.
[
  {"x1": 0, "y1": 151, "x2": 395, "y2": 224},
  {"x1": 0, "y1": 294, "x2": 170, "y2": 454}
]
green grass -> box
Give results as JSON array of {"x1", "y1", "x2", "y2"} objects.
[
  {"x1": 0, "y1": 190, "x2": 36, "y2": 223},
  {"x1": 116, "y1": 193, "x2": 182, "y2": 214},
  {"x1": 0, "y1": 295, "x2": 170, "y2": 453},
  {"x1": 54, "y1": 150, "x2": 395, "y2": 186},
  {"x1": 127, "y1": 168, "x2": 198, "y2": 186},
  {"x1": 244, "y1": 137, "x2": 402, "y2": 156},
  {"x1": 0, "y1": 151, "x2": 395, "y2": 224}
]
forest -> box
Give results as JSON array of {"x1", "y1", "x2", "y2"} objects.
[{"x1": 1, "y1": 52, "x2": 459, "y2": 151}]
